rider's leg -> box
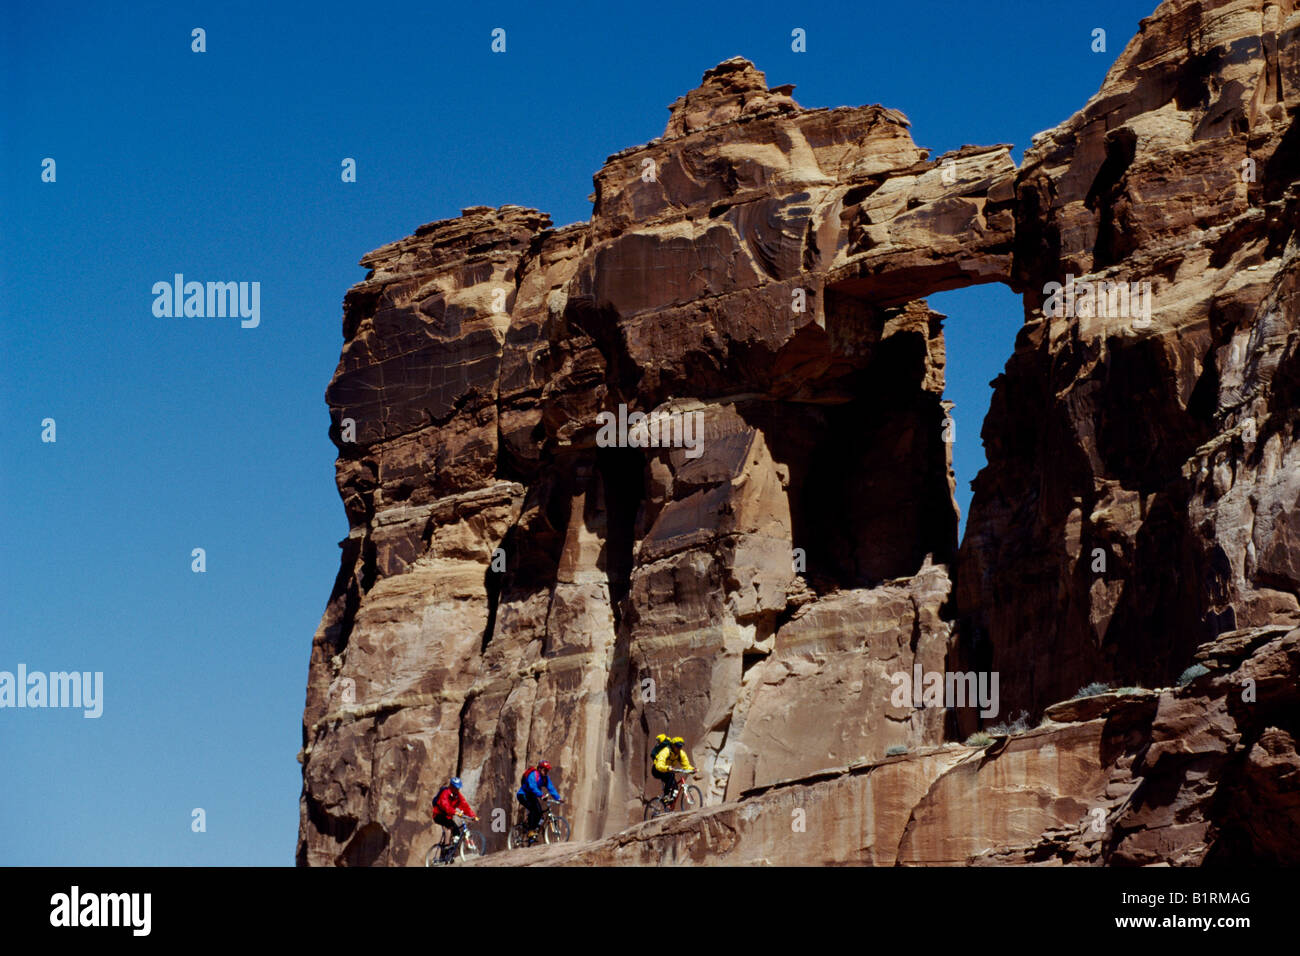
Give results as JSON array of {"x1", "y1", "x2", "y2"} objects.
[
  {"x1": 654, "y1": 769, "x2": 675, "y2": 799},
  {"x1": 434, "y1": 817, "x2": 455, "y2": 857}
]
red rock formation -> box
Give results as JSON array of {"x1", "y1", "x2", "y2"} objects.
[
  {"x1": 299, "y1": 1, "x2": 1300, "y2": 866},
  {"x1": 957, "y1": 0, "x2": 1300, "y2": 719}
]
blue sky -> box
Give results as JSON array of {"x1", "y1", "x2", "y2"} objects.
[{"x1": 0, "y1": 0, "x2": 1156, "y2": 865}]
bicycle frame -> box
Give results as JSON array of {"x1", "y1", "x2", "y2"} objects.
[
  {"x1": 530, "y1": 803, "x2": 558, "y2": 833},
  {"x1": 666, "y1": 770, "x2": 692, "y2": 810},
  {"x1": 510, "y1": 795, "x2": 567, "y2": 849},
  {"x1": 435, "y1": 815, "x2": 470, "y2": 861}
]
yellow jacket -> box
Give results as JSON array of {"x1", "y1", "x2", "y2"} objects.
[{"x1": 654, "y1": 746, "x2": 694, "y2": 773}]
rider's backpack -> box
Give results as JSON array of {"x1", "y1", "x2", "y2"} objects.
[
  {"x1": 519, "y1": 767, "x2": 536, "y2": 791},
  {"x1": 649, "y1": 735, "x2": 672, "y2": 766}
]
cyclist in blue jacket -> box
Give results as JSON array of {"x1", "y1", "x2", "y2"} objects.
[{"x1": 516, "y1": 760, "x2": 563, "y2": 838}]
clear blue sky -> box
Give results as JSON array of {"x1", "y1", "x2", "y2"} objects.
[{"x1": 0, "y1": 0, "x2": 1156, "y2": 865}]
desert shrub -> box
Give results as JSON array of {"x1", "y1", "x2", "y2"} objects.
[
  {"x1": 986, "y1": 710, "x2": 1031, "y2": 735},
  {"x1": 1074, "y1": 681, "x2": 1113, "y2": 699},
  {"x1": 964, "y1": 732, "x2": 993, "y2": 747},
  {"x1": 885, "y1": 745, "x2": 909, "y2": 756},
  {"x1": 1177, "y1": 664, "x2": 1210, "y2": 687}
]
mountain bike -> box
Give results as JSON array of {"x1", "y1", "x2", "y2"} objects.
[
  {"x1": 507, "y1": 797, "x2": 570, "y2": 849},
  {"x1": 643, "y1": 770, "x2": 704, "y2": 820},
  {"x1": 424, "y1": 813, "x2": 486, "y2": 866}
]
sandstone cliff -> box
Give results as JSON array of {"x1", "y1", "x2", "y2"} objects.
[{"x1": 298, "y1": 0, "x2": 1300, "y2": 866}]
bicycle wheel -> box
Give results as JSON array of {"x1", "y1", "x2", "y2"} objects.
[
  {"x1": 506, "y1": 823, "x2": 525, "y2": 851},
  {"x1": 644, "y1": 797, "x2": 665, "y2": 821},
  {"x1": 425, "y1": 842, "x2": 446, "y2": 867},
  {"x1": 544, "y1": 814, "x2": 570, "y2": 844},
  {"x1": 682, "y1": 785, "x2": 704, "y2": 811},
  {"x1": 458, "y1": 829, "x2": 486, "y2": 860}
]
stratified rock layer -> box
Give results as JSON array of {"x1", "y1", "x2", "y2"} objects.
[{"x1": 299, "y1": 2, "x2": 1300, "y2": 866}]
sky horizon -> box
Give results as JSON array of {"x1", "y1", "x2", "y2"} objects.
[{"x1": 2, "y1": 0, "x2": 1158, "y2": 865}]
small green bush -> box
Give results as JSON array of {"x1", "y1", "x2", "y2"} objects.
[
  {"x1": 1177, "y1": 664, "x2": 1210, "y2": 687},
  {"x1": 1074, "y1": 681, "x2": 1113, "y2": 699},
  {"x1": 964, "y1": 732, "x2": 993, "y2": 747},
  {"x1": 885, "y1": 745, "x2": 909, "y2": 757},
  {"x1": 1114, "y1": 686, "x2": 1144, "y2": 695}
]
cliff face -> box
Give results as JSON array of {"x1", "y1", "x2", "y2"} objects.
[
  {"x1": 957, "y1": 0, "x2": 1300, "y2": 722},
  {"x1": 298, "y1": 0, "x2": 1300, "y2": 867}
]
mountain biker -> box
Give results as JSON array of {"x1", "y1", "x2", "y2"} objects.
[
  {"x1": 431, "y1": 777, "x2": 478, "y2": 846},
  {"x1": 516, "y1": 760, "x2": 563, "y2": 837},
  {"x1": 651, "y1": 735, "x2": 695, "y2": 799}
]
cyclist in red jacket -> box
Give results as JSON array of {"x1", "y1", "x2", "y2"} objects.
[{"x1": 431, "y1": 777, "x2": 478, "y2": 847}]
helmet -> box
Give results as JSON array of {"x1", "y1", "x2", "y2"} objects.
[
  {"x1": 450, "y1": 777, "x2": 462, "y2": 790},
  {"x1": 655, "y1": 733, "x2": 667, "y2": 743},
  {"x1": 538, "y1": 760, "x2": 552, "y2": 772},
  {"x1": 671, "y1": 737, "x2": 684, "y2": 746}
]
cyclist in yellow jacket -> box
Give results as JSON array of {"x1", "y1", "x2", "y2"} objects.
[{"x1": 651, "y1": 736, "x2": 695, "y2": 800}]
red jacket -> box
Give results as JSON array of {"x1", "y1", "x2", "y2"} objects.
[{"x1": 432, "y1": 786, "x2": 476, "y2": 821}]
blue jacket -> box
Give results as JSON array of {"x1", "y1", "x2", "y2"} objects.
[{"x1": 517, "y1": 768, "x2": 560, "y2": 801}]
